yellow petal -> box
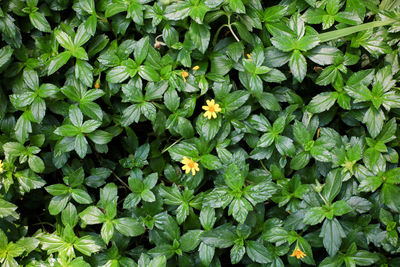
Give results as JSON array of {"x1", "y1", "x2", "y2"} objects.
[
  {"x1": 181, "y1": 157, "x2": 188, "y2": 164},
  {"x1": 212, "y1": 112, "x2": 217, "y2": 119},
  {"x1": 206, "y1": 99, "x2": 211, "y2": 105},
  {"x1": 210, "y1": 99, "x2": 215, "y2": 105},
  {"x1": 202, "y1": 105, "x2": 209, "y2": 111}
]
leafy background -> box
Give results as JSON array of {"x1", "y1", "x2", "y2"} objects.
[{"x1": 0, "y1": 0, "x2": 400, "y2": 266}]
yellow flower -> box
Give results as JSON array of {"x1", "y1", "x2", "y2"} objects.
[
  {"x1": 290, "y1": 248, "x2": 306, "y2": 259},
  {"x1": 181, "y1": 157, "x2": 199, "y2": 175},
  {"x1": 181, "y1": 70, "x2": 189, "y2": 82},
  {"x1": 0, "y1": 159, "x2": 3, "y2": 173},
  {"x1": 202, "y1": 99, "x2": 222, "y2": 119},
  {"x1": 192, "y1": 65, "x2": 200, "y2": 71},
  {"x1": 247, "y1": 53, "x2": 252, "y2": 61}
]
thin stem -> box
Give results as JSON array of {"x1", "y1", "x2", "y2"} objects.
[
  {"x1": 317, "y1": 19, "x2": 396, "y2": 42},
  {"x1": 33, "y1": 222, "x2": 56, "y2": 228},
  {"x1": 112, "y1": 172, "x2": 132, "y2": 192},
  {"x1": 260, "y1": 160, "x2": 268, "y2": 173},
  {"x1": 162, "y1": 137, "x2": 183, "y2": 154},
  {"x1": 317, "y1": 190, "x2": 329, "y2": 207},
  {"x1": 213, "y1": 24, "x2": 228, "y2": 46},
  {"x1": 227, "y1": 16, "x2": 240, "y2": 42}
]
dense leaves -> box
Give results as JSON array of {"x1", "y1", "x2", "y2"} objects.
[{"x1": 0, "y1": 0, "x2": 400, "y2": 266}]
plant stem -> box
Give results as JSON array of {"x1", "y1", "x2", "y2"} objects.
[
  {"x1": 317, "y1": 190, "x2": 329, "y2": 207},
  {"x1": 162, "y1": 137, "x2": 183, "y2": 154},
  {"x1": 213, "y1": 24, "x2": 228, "y2": 46},
  {"x1": 112, "y1": 172, "x2": 132, "y2": 192},
  {"x1": 227, "y1": 15, "x2": 240, "y2": 42},
  {"x1": 317, "y1": 19, "x2": 396, "y2": 42}
]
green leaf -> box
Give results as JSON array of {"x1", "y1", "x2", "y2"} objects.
[
  {"x1": 246, "y1": 241, "x2": 273, "y2": 264},
  {"x1": 107, "y1": 66, "x2": 130, "y2": 83},
  {"x1": 180, "y1": 230, "x2": 202, "y2": 252},
  {"x1": 230, "y1": 243, "x2": 245, "y2": 264},
  {"x1": 121, "y1": 104, "x2": 141, "y2": 126},
  {"x1": 290, "y1": 151, "x2": 311, "y2": 170},
  {"x1": 200, "y1": 224, "x2": 236, "y2": 248},
  {"x1": 224, "y1": 163, "x2": 244, "y2": 190},
  {"x1": 0, "y1": 45, "x2": 13, "y2": 69},
  {"x1": 48, "y1": 194, "x2": 70, "y2": 215},
  {"x1": 289, "y1": 50, "x2": 307, "y2": 82},
  {"x1": 139, "y1": 65, "x2": 160, "y2": 82},
  {"x1": 114, "y1": 218, "x2": 145, "y2": 236},
  {"x1": 331, "y1": 200, "x2": 352, "y2": 216},
  {"x1": 264, "y1": 5, "x2": 287, "y2": 22},
  {"x1": 275, "y1": 136, "x2": 296, "y2": 157},
  {"x1": 381, "y1": 184, "x2": 400, "y2": 212},
  {"x1": 80, "y1": 0, "x2": 95, "y2": 14},
  {"x1": 229, "y1": 0, "x2": 245, "y2": 13},
  {"x1": 199, "y1": 243, "x2": 215, "y2": 266},
  {"x1": 196, "y1": 115, "x2": 221, "y2": 141},
  {"x1": 28, "y1": 155, "x2": 45, "y2": 173},
  {"x1": 358, "y1": 175, "x2": 382, "y2": 192},
  {"x1": 75, "y1": 59, "x2": 93, "y2": 87},
  {"x1": 61, "y1": 203, "x2": 79, "y2": 227},
  {"x1": 304, "y1": 207, "x2": 325, "y2": 225},
  {"x1": 223, "y1": 91, "x2": 249, "y2": 112},
  {"x1": 229, "y1": 198, "x2": 251, "y2": 224},
  {"x1": 80, "y1": 206, "x2": 105, "y2": 224},
  {"x1": 55, "y1": 30, "x2": 74, "y2": 50},
  {"x1": 134, "y1": 36, "x2": 150, "y2": 65},
  {"x1": 200, "y1": 154, "x2": 222, "y2": 170},
  {"x1": 189, "y1": 22, "x2": 210, "y2": 54},
  {"x1": 164, "y1": 2, "x2": 191, "y2": 20},
  {"x1": 74, "y1": 235, "x2": 103, "y2": 256},
  {"x1": 308, "y1": 92, "x2": 338, "y2": 113},
  {"x1": 105, "y1": 2, "x2": 126, "y2": 17},
  {"x1": 31, "y1": 97, "x2": 46, "y2": 122},
  {"x1": 322, "y1": 169, "x2": 342, "y2": 203},
  {"x1": 29, "y1": 12, "x2": 51, "y2": 32},
  {"x1": 48, "y1": 51, "x2": 72, "y2": 75},
  {"x1": 0, "y1": 199, "x2": 18, "y2": 218},
  {"x1": 363, "y1": 107, "x2": 385, "y2": 139},
  {"x1": 297, "y1": 35, "x2": 320, "y2": 51},
  {"x1": 71, "y1": 189, "x2": 92, "y2": 204},
  {"x1": 320, "y1": 218, "x2": 346, "y2": 256},
  {"x1": 270, "y1": 35, "x2": 295, "y2": 52}
]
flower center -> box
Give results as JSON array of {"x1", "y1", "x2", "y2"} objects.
[
  {"x1": 208, "y1": 106, "x2": 215, "y2": 112},
  {"x1": 188, "y1": 161, "x2": 195, "y2": 168}
]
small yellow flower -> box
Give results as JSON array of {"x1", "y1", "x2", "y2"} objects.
[
  {"x1": 0, "y1": 159, "x2": 3, "y2": 174},
  {"x1": 247, "y1": 53, "x2": 252, "y2": 61},
  {"x1": 181, "y1": 157, "x2": 199, "y2": 176},
  {"x1": 181, "y1": 70, "x2": 189, "y2": 82},
  {"x1": 290, "y1": 248, "x2": 306, "y2": 259},
  {"x1": 192, "y1": 65, "x2": 200, "y2": 71},
  {"x1": 202, "y1": 99, "x2": 222, "y2": 119}
]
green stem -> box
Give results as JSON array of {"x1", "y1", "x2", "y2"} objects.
[
  {"x1": 317, "y1": 190, "x2": 329, "y2": 207},
  {"x1": 162, "y1": 137, "x2": 183, "y2": 154},
  {"x1": 227, "y1": 15, "x2": 240, "y2": 42},
  {"x1": 317, "y1": 19, "x2": 396, "y2": 43},
  {"x1": 213, "y1": 24, "x2": 228, "y2": 46},
  {"x1": 112, "y1": 172, "x2": 132, "y2": 192}
]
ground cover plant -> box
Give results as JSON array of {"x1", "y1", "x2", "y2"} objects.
[{"x1": 1, "y1": 0, "x2": 400, "y2": 266}]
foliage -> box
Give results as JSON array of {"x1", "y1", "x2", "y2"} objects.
[{"x1": 0, "y1": 0, "x2": 400, "y2": 266}]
